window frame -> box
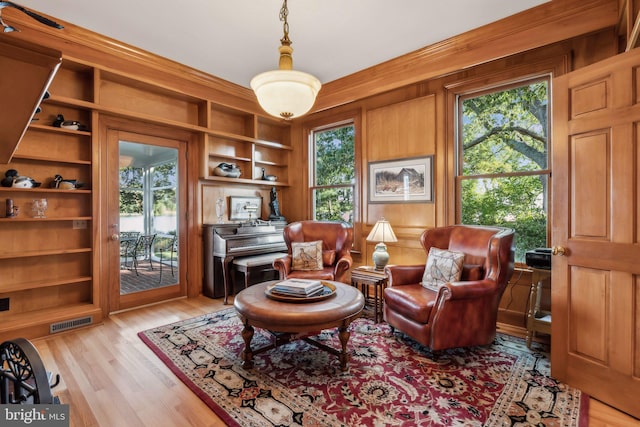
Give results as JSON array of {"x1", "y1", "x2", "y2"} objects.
[
  {"x1": 454, "y1": 75, "x2": 552, "y2": 262},
  {"x1": 309, "y1": 119, "x2": 356, "y2": 222},
  {"x1": 304, "y1": 110, "x2": 361, "y2": 251}
]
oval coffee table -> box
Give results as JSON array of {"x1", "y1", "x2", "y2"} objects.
[{"x1": 234, "y1": 280, "x2": 364, "y2": 371}]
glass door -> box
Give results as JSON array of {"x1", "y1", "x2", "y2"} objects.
[
  {"x1": 118, "y1": 141, "x2": 179, "y2": 294},
  {"x1": 107, "y1": 128, "x2": 186, "y2": 312}
]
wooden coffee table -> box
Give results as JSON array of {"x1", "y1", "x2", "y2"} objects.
[{"x1": 234, "y1": 280, "x2": 365, "y2": 371}]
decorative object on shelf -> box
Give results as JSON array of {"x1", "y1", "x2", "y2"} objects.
[
  {"x1": 0, "y1": 2, "x2": 64, "y2": 33},
  {"x1": 268, "y1": 186, "x2": 285, "y2": 221},
  {"x1": 366, "y1": 218, "x2": 398, "y2": 271},
  {"x1": 250, "y1": 0, "x2": 321, "y2": 120},
  {"x1": 261, "y1": 168, "x2": 277, "y2": 182},
  {"x1": 49, "y1": 174, "x2": 84, "y2": 190},
  {"x1": 52, "y1": 114, "x2": 65, "y2": 127},
  {"x1": 213, "y1": 162, "x2": 241, "y2": 178},
  {"x1": 5, "y1": 198, "x2": 16, "y2": 218},
  {"x1": 1, "y1": 169, "x2": 17, "y2": 187},
  {"x1": 215, "y1": 197, "x2": 225, "y2": 223},
  {"x1": 229, "y1": 196, "x2": 262, "y2": 221},
  {"x1": 2, "y1": 169, "x2": 41, "y2": 188},
  {"x1": 31, "y1": 198, "x2": 47, "y2": 218},
  {"x1": 60, "y1": 120, "x2": 88, "y2": 131}
]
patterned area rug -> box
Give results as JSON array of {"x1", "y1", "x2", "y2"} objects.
[{"x1": 138, "y1": 308, "x2": 588, "y2": 426}]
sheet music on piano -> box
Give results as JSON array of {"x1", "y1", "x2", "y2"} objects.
[{"x1": 203, "y1": 221, "x2": 287, "y2": 302}]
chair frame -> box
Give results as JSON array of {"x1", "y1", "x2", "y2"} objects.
[{"x1": 122, "y1": 234, "x2": 157, "y2": 276}]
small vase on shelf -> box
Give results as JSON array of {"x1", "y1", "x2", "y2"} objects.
[{"x1": 215, "y1": 197, "x2": 225, "y2": 223}]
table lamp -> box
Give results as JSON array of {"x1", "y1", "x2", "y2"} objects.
[{"x1": 366, "y1": 219, "x2": 398, "y2": 270}]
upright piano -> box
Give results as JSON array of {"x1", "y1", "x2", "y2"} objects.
[{"x1": 203, "y1": 221, "x2": 287, "y2": 302}]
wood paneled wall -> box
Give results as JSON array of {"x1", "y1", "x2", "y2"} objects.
[{"x1": 0, "y1": 0, "x2": 628, "y2": 334}]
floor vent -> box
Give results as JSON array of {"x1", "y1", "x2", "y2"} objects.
[{"x1": 50, "y1": 316, "x2": 93, "y2": 334}]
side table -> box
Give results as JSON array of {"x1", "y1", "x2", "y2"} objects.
[
  {"x1": 351, "y1": 266, "x2": 388, "y2": 323},
  {"x1": 526, "y1": 267, "x2": 552, "y2": 348}
]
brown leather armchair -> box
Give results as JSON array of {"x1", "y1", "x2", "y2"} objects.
[
  {"x1": 383, "y1": 225, "x2": 515, "y2": 351},
  {"x1": 273, "y1": 220, "x2": 353, "y2": 283}
]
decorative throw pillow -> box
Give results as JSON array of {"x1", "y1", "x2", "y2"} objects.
[
  {"x1": 422, "y1": 247, "x2": 465, "y2": 291},
  {"x1": 292, "y1": 240, "x2": 323, "y2": 271}
]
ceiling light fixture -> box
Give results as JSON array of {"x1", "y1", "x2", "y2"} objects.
[{"x1": 250, "y1": 0, "x2": 321, "y2": 120}]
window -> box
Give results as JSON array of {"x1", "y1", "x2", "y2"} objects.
[
  {"x1": 457, "y1": 78, "x2": 550, "y2": 262},
  {"x1": 310, "y1": 123, "x2": 355, "y2": 223}
]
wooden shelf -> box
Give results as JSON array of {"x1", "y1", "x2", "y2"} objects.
[
  {"x1": 255, "y1": 159, "x2": 287, "y2": 167},
  {"x1": 0, "y1": 216, "x2": 92, "y2": 222},
  {"x1": 0, "y1": 187, "x2": 91, "y2": 194},
  {"x1": 255, "y1": 139, "x2": 293, "y2": 150},
  {"x1": 199, "y1": 176, "x2": 289, "y2": 187},
  {"x1": 209, "y1": 153, "x2": 252, "y2": 163},
  {"x1": 0, "y1": 276, "x2": 92, "y2": 294},
  {"x1": 11, "y1": 154, "x2": 92, "y2": 165},
  {"x1": 0, "y1": 248, "x2": 91, "y2": 260},
  {"x1": 28, "y1": 123, "x2": 91, "y2": 136}
]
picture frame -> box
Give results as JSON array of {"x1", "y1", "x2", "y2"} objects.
[
  {"x1": 229, "y1": 196, "x2": 262, "y2": 220},
  {"x1": 368, "y1": 156, "x2": 433, "y2": 203}
]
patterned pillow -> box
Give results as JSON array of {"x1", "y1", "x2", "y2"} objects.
[
  {"x1": 291, "y1": 240, "x2": 323, "y2": 271},
  {"x1": 422, "y1": 247, "x2": 465, "y2": 291}
]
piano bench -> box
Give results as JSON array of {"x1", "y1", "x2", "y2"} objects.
[{"x1": 232, "y1": 252, "x2": 287, "y2": 289}]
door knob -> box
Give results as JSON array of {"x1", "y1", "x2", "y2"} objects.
[
  {"x1": 552, "y1": 246, "x2": 566, "y2": 256},
  {"x1": 111, "y1": 234, "x2": 119, "y2": 241}
]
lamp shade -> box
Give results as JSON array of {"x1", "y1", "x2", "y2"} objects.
[
  {"x1": 251, "y1": 69, "x2": 321, "y2": 120},
  {"x1": 366, "y1": 219, "x2": 398, "y2": 243}
]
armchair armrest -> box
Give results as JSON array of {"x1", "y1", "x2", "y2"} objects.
[
  {"x1": 443, "y1": 279, "x2": 496, "y2": 300},
  {"x1": 385, "y1": 265, "x2": 425, "y2": 286},
  {"x1": 273, "y1": 254, "x2": 293, "y2": 278},
  {"x1": 333, "y1": 254, "x2": 353, "y2": 283}
]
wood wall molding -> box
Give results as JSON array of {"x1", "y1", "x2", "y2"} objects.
[{"x1": 312, "y1": 0, "x2": 618, "y2": 113}]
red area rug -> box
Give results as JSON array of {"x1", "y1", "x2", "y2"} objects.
[{"x1": 138, "y1": 308, "x2": 588, "y2": 426}]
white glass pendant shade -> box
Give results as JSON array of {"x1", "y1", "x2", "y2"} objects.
[{"x1": 251, "y1": 70, "x2": 321, "y2": 120}]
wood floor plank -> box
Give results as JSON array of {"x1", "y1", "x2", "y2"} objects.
[{"x1": 28, "y1": 295, "x2": 637, "y2": 427}]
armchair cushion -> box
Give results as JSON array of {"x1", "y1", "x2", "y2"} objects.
[
  {"x1": 421, "y1": 247, "x2": 465, "y2": 291},
  {"x1": 291, "y1": 240, "x2": 323, "y2": 271}
]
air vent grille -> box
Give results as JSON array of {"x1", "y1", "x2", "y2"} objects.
[{"x1": 50, "y1": 316, "x2": 93, "y2": 334}]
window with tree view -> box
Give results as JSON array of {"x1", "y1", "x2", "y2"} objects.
[
  {"x1": 458, "y1": 78, "x2": 549, "y2": 262},
  {"x1": 311, "y1": 124, "x2": 355, "y2": 223}
]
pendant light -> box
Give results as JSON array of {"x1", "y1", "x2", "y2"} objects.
[{"x1": 250, "y1": 0, "x2": 321, "y2": 120}]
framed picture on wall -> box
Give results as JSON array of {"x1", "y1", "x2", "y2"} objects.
[
  {"x1": 368, "y1": 156, "x2": 433, "y2": 203},
  {"x1": 229, "y1": 196, "x2": 262, "y2": 220}
]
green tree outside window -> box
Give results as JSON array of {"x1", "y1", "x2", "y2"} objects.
[
  {"x1": 460, "y1": 79, "x2": 549, "y2": 262},
  {"x1": 312, "y1": 124, "x2": 355, "y2": 223}
]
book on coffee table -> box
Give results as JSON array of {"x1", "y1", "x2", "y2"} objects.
[{"x1": 273, "y1": 279, "x2": 324, "y2": 297}]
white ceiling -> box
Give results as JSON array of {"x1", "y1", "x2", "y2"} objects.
[{"x1": 17, "y1": 0, "x2": 548, "y2": 88}]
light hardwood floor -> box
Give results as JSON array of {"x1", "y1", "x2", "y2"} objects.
[{"x1": 30, "y1": 295, "x2": 639, "y2": 427}]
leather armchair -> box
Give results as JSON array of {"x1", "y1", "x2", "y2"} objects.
[
  {"x1": 273, "y1": 220, "x2": 353, "y2": 283},
  {"x1": 383, "y1": 225, "x2": 515, "y2": 351}
]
